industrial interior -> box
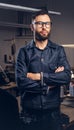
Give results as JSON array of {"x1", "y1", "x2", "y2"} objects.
[{"x1": 0, "y1": 0, "x2": 74, "y2": 130}]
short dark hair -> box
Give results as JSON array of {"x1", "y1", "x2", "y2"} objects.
[{"x1": 32, "y1": 8, "x2": 50, "y2": 21}]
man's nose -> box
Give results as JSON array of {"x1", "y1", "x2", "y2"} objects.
[{"x1": 42, "y1": 23, "x2": 46, "y2": 28}]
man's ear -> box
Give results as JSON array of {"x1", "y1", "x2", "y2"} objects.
[{"x1": 30, "y1": 24, "x2": 34, "y2": 31}]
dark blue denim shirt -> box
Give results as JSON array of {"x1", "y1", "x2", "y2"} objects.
[{"x1": 15, "y1": 40, "x2": 71, "y2": 109}]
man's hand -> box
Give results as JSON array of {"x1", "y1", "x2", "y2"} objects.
[
  {"x1": 55, "y1": 66, "x2": 64, "y2": 73},
  {"x1": 27, "y1": 73, "x2": 40, "y2": 80}
]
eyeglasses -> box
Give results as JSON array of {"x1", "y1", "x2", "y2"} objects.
[{"x1": 32, "y1": 21, "x2": 52, "y2": 28}]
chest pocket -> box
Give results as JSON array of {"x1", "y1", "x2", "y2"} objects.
[{"x1": 48, "y1": 51, "x2": 59, "y2": 72}]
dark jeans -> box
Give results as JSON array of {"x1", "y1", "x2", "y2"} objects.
[{"x1": 20, "y1": 107, "x2": 63, "y2": 130}]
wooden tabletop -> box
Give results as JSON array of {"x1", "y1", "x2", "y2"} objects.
[{"x1": 0, "y1": 82, "x2": 17, "y2": 90}]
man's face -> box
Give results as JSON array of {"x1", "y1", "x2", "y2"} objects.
[{"x1": 32, "y1": 14, "x2": 52, "y2": 41}]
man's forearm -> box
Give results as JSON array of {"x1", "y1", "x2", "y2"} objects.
[
  {"x1": 27, "y1": 73, "x2": 41, "y2": 80},
  {"x1": 27, "y1": 66, "x2": 64, "y2": 80}
]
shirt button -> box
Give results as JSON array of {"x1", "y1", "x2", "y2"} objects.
[
  {"x1": 41, "y1": 58, "x2": 44, "y2": 62},
  {"x1": 39, "y1": 105, "x2": 42, "y2": 108}
]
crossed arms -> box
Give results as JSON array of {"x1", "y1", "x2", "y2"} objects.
[{"x1": 27, "y1": 66, "x2": 64, "y2": 80}]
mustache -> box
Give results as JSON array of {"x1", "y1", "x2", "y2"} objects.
[{"x1": 40, "y1": 28, "x2": 48, "y2": 32}]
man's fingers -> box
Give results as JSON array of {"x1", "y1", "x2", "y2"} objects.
[{"x1": 55, "y1": 66, "x2": 64, "y2": 73}]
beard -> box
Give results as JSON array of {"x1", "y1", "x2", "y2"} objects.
[{"x1": 35, "y1": 31, "x2": 50, "y2": 41}]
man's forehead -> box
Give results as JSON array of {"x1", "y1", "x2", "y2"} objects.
[{"x1": 35, "y1": 14, "x2": 51, "y2": 21}]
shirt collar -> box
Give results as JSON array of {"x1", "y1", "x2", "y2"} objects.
[{"x1": 29, "y1": 39, "x2": 57, "y2": 49}]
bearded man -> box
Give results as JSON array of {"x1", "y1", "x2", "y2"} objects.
[{"x1": 15, "y1": 9, "x2": 71, "y2": 130}]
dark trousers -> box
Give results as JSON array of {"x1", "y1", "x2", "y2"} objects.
[{"x1": 20, "y1": 107, "x2": 63, "y2": 130}]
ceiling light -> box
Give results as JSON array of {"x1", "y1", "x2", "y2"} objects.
[
  {"x1": 0, "y1": 3, "x2": 61, "y2": 15},
  {"x1": 62, "y1": 44, "x2": 74, "y2": 48}
]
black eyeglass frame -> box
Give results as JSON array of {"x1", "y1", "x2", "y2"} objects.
[{"x1": 32, "y1": 21, "x2": 52, "y2": 28}]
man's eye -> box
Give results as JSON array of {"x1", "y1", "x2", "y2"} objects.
[
  {"x1": 46, "y1": 22, "x2": 50, "y2": 25},
  {"x1": 47, "y1": 23, "x2": 49, "y2": 25},
  {"x1": 38, "y1": 22, "x2": 42, "y2": 25}
]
